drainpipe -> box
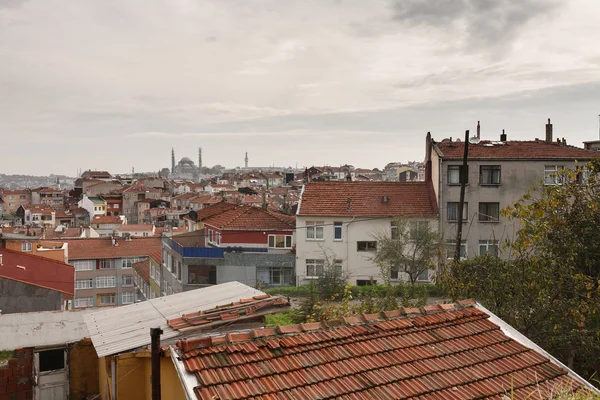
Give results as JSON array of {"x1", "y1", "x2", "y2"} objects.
[
  {"x1": 151, "y1": 327, "x2": 163, "y2": 400},
  {"x1": 111, "y1": 358, "x2": 116, "y2": 400}
]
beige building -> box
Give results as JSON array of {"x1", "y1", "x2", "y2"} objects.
[
  {"x1": 427, "y1": 120, "x2": 596, "y2": 259},
  {"x1": 295, "y1": 181, "x2": 438, "y2": 285}
]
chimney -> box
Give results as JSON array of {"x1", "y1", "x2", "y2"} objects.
[
  {"x1": 562, "y1": 138, "x2": 567, "y2": 146},
  {"x1": 500, "y1": 129, "x2": 507, "y2": 142},
  {"x1": 346, "y1": 173, "x2": 352, "y2": 182},
  {"x1": 545, "y1": 118, "x2": 553, "y2": 143},
  {"x1": 476, "y1": 121, "x2": 481, "y2": 139},
  {"x1": 382, "y1": 194, "x2": 389, "y2": 204},
  {"x1": 425, "y1": 132, "x2": 432, "y2": 182}
]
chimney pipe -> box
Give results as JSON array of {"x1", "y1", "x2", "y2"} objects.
[
  {"x1": 150, "y1": 327, "x2": 163, "y2": 400},
  {"x1": 476, "y1": 121, "x2": 481, "y2": 139},
  {"x1": 500, "y1": 129, "x2": 507, "y2": 142},
  {"x1": 425, "y1": 132, "x2": 432, "y2": 182},
  {"x1": 545, "y1": 118, "x2": 553, "y2": 143}
]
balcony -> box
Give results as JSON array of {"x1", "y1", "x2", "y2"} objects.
[{"x1": 163, "y1": 237, "x2": 224, "y2": 258}]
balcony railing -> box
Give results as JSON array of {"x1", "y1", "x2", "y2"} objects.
[{"x1": 163, "y1": 237, "x2": 224, "y2": 258}]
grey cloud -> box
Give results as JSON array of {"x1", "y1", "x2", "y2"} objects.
[{"x1": 391, "y1": 0, "x2": 561, "y2": 54}]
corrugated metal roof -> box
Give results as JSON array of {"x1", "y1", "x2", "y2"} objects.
[
  {"x1": 0, "y1": 309, "x2": 93, "y2": 350},
  {"x1": 83, "y1": 281, "x2": 266, "y2": 357}
]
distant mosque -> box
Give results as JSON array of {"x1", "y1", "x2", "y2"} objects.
[{"x1": 164, "y1": 147, "x2": 203, "y2": 181}]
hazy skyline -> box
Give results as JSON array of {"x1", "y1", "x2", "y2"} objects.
[{"x1": 1, "y1": 0, "x2": 600, "y2": 176}]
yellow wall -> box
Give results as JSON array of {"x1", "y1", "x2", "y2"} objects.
[
  {"x1": 98, "y1": 350, "x2": 185, "y2": 400},
  {"x1": 69, "y1": 339, "x2": 100, "y2": 399},
  {"x1": 3, "y1": 240, "x2": 67, "y2": 263}
]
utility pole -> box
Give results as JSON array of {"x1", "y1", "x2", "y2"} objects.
[
  {"x1": 151, "y1": 327, "x2": 163, "y2": 400},
  {"x1": 454, "y1": 130, "x2": 470, "y2": 263}
]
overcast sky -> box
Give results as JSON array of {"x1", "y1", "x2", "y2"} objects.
[{"x1": 1, "y1": 0, "x2": 600, "y2": 176}]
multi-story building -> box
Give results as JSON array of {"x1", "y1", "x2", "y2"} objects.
[
  {"x1": 427, "y1": 120, "x2": 597, "y2": 259},
  {"x1": 295, "y1": 181, "x2": 438, "y2": 285},
  {"x1": 65, "y1": 237, "x2": 161, "y2": 307},
  {"x1": 102, "y1": 193, "x2": 123, "y2": 216},
  {"x1": 132, "y1": 250, "x2": 162, "y2": 300},
  {"x1": 0, "y1": 231, "x2": 68, "y2": 263},
  {"x1": 78, "y1": 195, "x2": 107, "y2": 220},
  {"x1": 122, "y1": 186, "x2": 163, "y2": 223},
  {"x1": 2, "y1": 190, "x2": 31, "y2": 214},
  {"x1": 30, "y1": 187, "x2": 65, "y2": 209}
]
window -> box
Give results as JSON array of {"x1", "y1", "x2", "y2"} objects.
[
  {"x1": 417, "y1": 269, "x2": 429, "y2": 282},
  {"x1": 114, "y1": 204, "x2": 119, "y2": 209},
  {"x1": 168, "y1": 254, "x2": 173, "y2": 273},
  {"x1": 391, "y1": 223, "x2": 400, "y2": 240},
  {"x1": 122, "y1": 292, "x2": 135, "y2": 304},
  {"x1": 216, "y1": 232, "x2": 221, "y2": 245},
  {"x1": 122, "y1": 257, "x2": 141, "y2": 268},
  {"x1": 151, "y1": 265, "x2": 161, "y2": 283},
  {"x1": 100, "y1": 259, "x2": 116, "y2": 269},
  {"x1": 268, "y1": 235, "x2": 293, "y2": 249},
  {"x1": 334, "y1": 222, "x2": 343, "y2": 241},
  {"x1": 306, "y1": 221, "x2": 324, "y2": 240},
  {"x1": 100, "y1": 294, "x2": 116, "y2": 305},
  {"x1": 73, "y1": 260, "x2": 94, "y2": 271},
  {"x1": 446, "y1": 241, "x2": 467, "y2": 259},
  {"x1": 544, "y1": 165, "x2": 563, "y2": 185},
  {"x1": 187, "y1": 265, "x2": 217, "y2": 285},
  {"x1": 75, "y1": 279, "x2": 93, "y2": 289},
  {"x1": 39, "y1": 349, "x2": 65, "y2": 372},
  {"x1": 122, "y1": 275, "x2": 134, "y2": 287},
  {"x1": 21, "y1": 242, "x2": 32, "y2": 252},
  {"x1": 96, "y1": 276, "x2": 116, "y2": 288},
  {"x1": 479, "y1": 240, "x2": 499, "y2": 257},
  {"x1": 74, "y1": 297, "x2": 93, "y2": 308},
  {"x1": 447, "y1": 202, "x2": 468, "y2": 221},
  {"x1": 357, "y1": 241, "x2": 377, "y2": 251},
  {"x1": 479, "y1": 202, "x2": 500, "y2": 222},
  {"x1": 306, "y1": 259, "x2": 325, "y2": 277},
  {"x1": 480, "y1": 165, "x2": 501, "y2": 185},
  {"x1": 448, "y1": 165, "x2": 468, "y2": 184},
  {"x1": 208, "y1": 229, "x2": 213, "y2": 242},
  {"x1": 390, "y1": 266, "x2": 399, "y2": 280}
]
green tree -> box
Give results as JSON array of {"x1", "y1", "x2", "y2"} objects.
[
  {"x1": 373, "y1": 217, "x2": 442, "y2": 296},
  {"x1": 442, "y1": 159, "x2": 600, "y2": 381}
]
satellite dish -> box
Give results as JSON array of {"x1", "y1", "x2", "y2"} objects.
[
  {"x1": 188, "y1": 210, "x2": 198, "y2": 221},
  {"x1": 469, "y1": 136, "x2": 481, "y2": 144}
]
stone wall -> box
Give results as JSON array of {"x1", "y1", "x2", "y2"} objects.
[{"x1": 0, "y1": 348, "x2": 34, "y2": 400}]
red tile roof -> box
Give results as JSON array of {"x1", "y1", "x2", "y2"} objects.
[
  {"x1": 434, "y1": 139, "x2": 597, "y2": 160},
  {"x1": 132, "y1": 259, "x2": 150, "y2": 284},
  {"x1": 174, "y1": 301, "x2": 593, "y2": 400},
  {"x1": 0, "y1": 248, "x2": 74, "y2": 297},
  {"x1": 64, "y1": 237, "x2": 161, "y2": 260},
  {"x1": 92, "y1": 215, "x2": 123, "y2": 224},
  {"x1": 204, "y1": 206, "x2": 295, "y2": 231},
  {"x1": 169, "y1": 295, "x2": 289, "y2": 332},
  {"x1": 194, "y1": 202, "x2": 238, "y2": 222},
  {"x1": 298, "y1": 181, "x2": 438, "y2": 217},
  {"x1": 149, "y1": 249, "x2": 162, "y2": 264},
  {"x1": 119, "y1": 224, "x2": 154, "y2": 232}
]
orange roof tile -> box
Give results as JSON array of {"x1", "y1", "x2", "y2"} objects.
[
  {"x1": 435, "y1": 139, "x2": 597, "y2": 160},
  {"x1": 119, "y1": 224, "x2": 154, "y2": 232},
  {"x1": 132, "y1": 259, "x2": 150, "y2": 284},
  {"x1": 203, "y1": 206, "x2": 295, "y2": 231},
  {"x1": 298, "y1": 181, "x2": 438, "y2": 217},
  {"x1": 92, "y1": 215, "x2": 123, "y2": 224},
  {"x1": 174, "y1": 301, "x2": 594, "y2": 399},
  {"x1": 194, "y1": 201, "x2": 238, "y2": 222},
  {"x1": 169, "y1": 295, "x2": 289, "y2": 332},
  {"x1": 64, "y1": 237, "x2": 160, "y2": 260}
]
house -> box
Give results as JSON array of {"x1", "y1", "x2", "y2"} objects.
[
  {"x1": 64, "y1": 237, "x2": 161, "y2": 307},
  {"x1": 132, "y1": 250, "x2": 161, "y2": 300},
  {"x1": 81, "y1": 170, "x2": 112, "y2": 180},
  {"x1": 296, "y1": 181, "x2": 438, "y2": 285},
  {"x1": 122, "y1": 186, "x2": 163, "y2": 223},
  {"x1": 118, "y1": 223, "x2": 155, "y2": 237},
  {"x1": 0, "y1": 248, "x2": 74, "y2": 313},
  {"x1": 102, "y1": 192, "x2": 123, "y2": 216},
  {"x1": 78, "y1": 195, "x2": 107, "y2": 220},
  {"x1": 32, "y1": 187, "x2": 64, "y2": 208},
  {"x1": 54, "y1": 209, "x2": 75, "y2": 228},
  {"x1": 1, "y1": 189, "x2": 31, "y2": 214},
  {"x1": 91, "y1": 215, "x2": 124, "y2": 236},
  {"x1": 82, "y1": 282, "x2": 288, "y2": 400},
  {"x1": 184, "y1": 201, "x2": 237, "y2": 232},
  {"x1": 171, "y1": 299, "x2": 599, "y2": 399},
  {"x1": 0, "y1": 230, "x2": 68, "y2": 263},
  {"x1": 16, "y1": 204, "x2": 55, "y2": 227},
  {"x1": 163, "y1": 205, "x2": 296, "y2": 291},
  {"x1": 172, "y1": 192, "x2": 198, "y2": 210},
  {"x1": 0, "y1": 309, "x2": 98, "y2": 399},
  {"x1": 189, "y1": 195, "x2": 221, "y2": 211},
  {"x1": 428, "y1": 120, "x2": 597, "y2": 259}
]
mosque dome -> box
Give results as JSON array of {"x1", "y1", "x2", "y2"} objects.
[{"x1": 179, "y1": 157, "x2": 194, "y2": 166}]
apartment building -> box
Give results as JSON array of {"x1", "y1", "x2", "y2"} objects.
[
  {"x1": 428, "y1": 120, "x2": 597, "y2": 259},
  {"x1": 1, "y1": 190, "x2": 31, "y2": 214},
  {"x1": 65, "y1": 237, "x2": 160, "y2": 307},
  {"x1": 295, "y1": 181, "x2": 438, "y2": 285}
]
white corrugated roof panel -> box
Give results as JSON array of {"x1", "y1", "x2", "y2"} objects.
[
  {"x1": 83, "y1": 281, "x2": 265, "y2": 357},
  {"x1": 0, "y1": 309, "x2": 93, "y2": 350}
]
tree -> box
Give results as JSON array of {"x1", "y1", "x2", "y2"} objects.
[
  {"x1": 442, "y1": 159, "x2": 600, "y2": 381},
  {"x1": 373, "y1": 217, "x2": 442, "y2": 296}
]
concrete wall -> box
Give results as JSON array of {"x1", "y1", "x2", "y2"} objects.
[
  {"x1": 438, "y1": 159, "x2": 579, "y2": 258},
  {"x1": 0, "y1": 348, "x2": 34, "y2": 399},
  {"x1": 0, "y1": 280, "x2": 63, "y2": 314},
  {"x1": 69, "y1": 339, "x2": 99, "y2": 399}
]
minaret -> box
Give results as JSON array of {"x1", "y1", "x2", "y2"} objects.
[
  {"x1": 171, "y1": 148, "x2": 176, "y2": 173},
  {"x1": 245, "y1": 151, "x2": 248, "y2": 169},
  {"x1": 198, "y1": 147, "x2": 202, "y2": 169}
]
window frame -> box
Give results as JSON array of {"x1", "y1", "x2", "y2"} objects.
[
  {"x1": 306, "y1": 259, "x2": 325, "y2": 277},
  {"x1": 478, "y1": 202, "x2": 500, "y2": 222},
  {"x1": 268, "y1": 234, "x2": 293, "y2": 249},
  {"x1": 305, "y1": 221, "x2": 324, "y2": 241},
  {"x1": 479, "y1": 165, "x2": 501, "y2": 185},
  {"x1": 446, "y1": 241, "x2": 467, "y2": 260},
  {"x1": 121, "y1": 292, "x2": 135, "y2": 304},
  {"x1": 73, "y1": 260, "x2": 94, "y2": 271},
  {"x1": 99, "y1": 259, "x2": 116, "y2": 269},
  {"x1": 21, "y1": 242, "x2": 32, "y2": 252},
  {"x1": 99, "y1": 294, "x2": 116, "y2": 305},
  {"x1": 448, "y1": 165, "x2": 468, "y2": 185},
  {"x1": 333, "y1": 222, "x2": 343, "y2": 241},
  {"x1": 122, "y1": 275, "x2": 134, "y2": 287},
  {"x1": 447, "y1": 202, "x2": 468, "y2": 222},
  {"x1": 544, "y1": 165, "x2": 564, "y2": 186},
  {"x1": 73, "y1": 297, "x2": 93, "y2": 308},
  {"x1": 96, "y1": 275, "x2": 116, "y2": 288},
  {"x1": 357, "y1": 241, "x2": 377, "y2": 252},
  {"x1": 479, "y1": 240, "x2": 499, "y2": 257},
  {"x1": 75, "y1": 279, "x2": 93, "y2": 290}
]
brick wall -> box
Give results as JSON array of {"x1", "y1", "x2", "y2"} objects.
[{"x1": 0, "y1": 348, "x2": 33, "y2": 400}]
